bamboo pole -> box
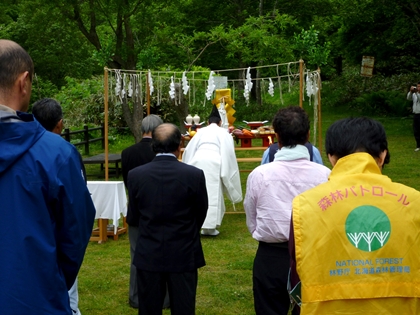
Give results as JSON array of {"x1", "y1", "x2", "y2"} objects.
[
  {"x1": 104, "y1": 67, "x2": 109, "y2": 181},
  {"x1": 317, "y1": 68, "x2": 322, "y2": 154},
  {"x1": 299, "y1": 59, "x2": 304, "y2": 108}
]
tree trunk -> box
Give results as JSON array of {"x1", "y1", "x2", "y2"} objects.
[
  {"x1": 121, "y1": 97, "x2": 143, "y2": 143},
  {"x1": 173, "y1": 83, "x2": 189, "y2": 134},
  {"x1": 334, "y1": 56, "x2": 343, "y2": 76}
]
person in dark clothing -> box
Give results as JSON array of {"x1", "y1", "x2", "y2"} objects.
[
  {"x1": 121, "y1": 114, "x2": 170, "y2": 309},
  {"x1": 407, "y1": 81, "x2": 420, "y2": 151},
  {"x1": 32, "y1": 97, "x2": 87, "y2": 182},
  {"x1": 32, "y1": 97, "x2": 87, "y2": 315},
  {"x1": 128, "y1": 123, "x2": 208, "y2": 315}
]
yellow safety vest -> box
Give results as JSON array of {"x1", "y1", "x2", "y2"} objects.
[{"x1": 293, "y1": 153, "x2": 420, "y2": 314}]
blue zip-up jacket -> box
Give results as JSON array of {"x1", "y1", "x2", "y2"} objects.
[{"x1": 0, "y1": 109, "x2": 96, "y2": 315}]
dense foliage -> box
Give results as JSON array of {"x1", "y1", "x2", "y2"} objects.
[{"x1": 1, "y1": 0, "x2": 419, "y2": 135}]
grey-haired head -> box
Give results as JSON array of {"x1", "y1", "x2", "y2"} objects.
[{"x1": 141, "y1": 114, "x2": 163, "y2": 134}]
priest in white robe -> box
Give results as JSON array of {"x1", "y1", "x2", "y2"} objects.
[{"x1": 182, "y1": 105, "x2": 242, "y2": 236}]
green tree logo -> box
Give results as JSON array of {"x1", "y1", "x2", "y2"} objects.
[{"x1": 345, "y1": 205, "x2": 391, "y2": 252}]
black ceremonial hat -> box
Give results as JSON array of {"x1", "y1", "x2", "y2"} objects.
[{"x1": 208, "y1": 104, "x2": 221, "y2": 120}]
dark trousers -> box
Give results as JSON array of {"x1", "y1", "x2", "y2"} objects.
[
  {"x1": 129, "y1": 226, "x2": 170, "y2": 309},
  {"x1": 414, "y1": 114, "x2": 420, "y2": 148},
  {"x1": 129, "y1": 226, "x2": 139, "y2": 306},
  {"x1": 253, "y1": 242, "x2": 294, "y2": 315},
  {"x1": 137, "y1": 269, "x2": 197, "y2": 315}
]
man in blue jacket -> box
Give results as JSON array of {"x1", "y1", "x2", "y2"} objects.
[
  {"x1": 0, "y1": 40, "x2": 96, "y2": 314},
  {"x1": 32, "y1": 98, "x2": 89, "y2": 315}
]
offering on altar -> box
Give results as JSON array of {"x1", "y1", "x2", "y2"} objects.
[
  {"x1": 243, "y1": 120, "x2": 269, "y2": 130},
  {"x1": 257, "y1": 126, "x2": 275, "y2": 135},
  {"x1": 187, "y1": 124, "x2": 199, "y2": 137},
  {"x1": 184, "y1": 114, "x2": 204, "y2": 129},
  {"x1": 231, "y1": 128, "x2": 255, "y2": 139}
]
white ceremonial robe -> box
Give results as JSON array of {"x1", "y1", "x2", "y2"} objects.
[{"x1": 182, "y1": 123, "x2": 242, "y2": 229}]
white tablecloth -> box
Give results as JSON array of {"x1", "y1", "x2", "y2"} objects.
[{"x1": 87, "y1": 181, "x2": 127, "y2": 234}]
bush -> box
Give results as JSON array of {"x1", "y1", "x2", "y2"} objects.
[
  {"x1": 54, "y1": 76, "x2": 107, "y2": 128},
  {"x1": 29, "y1": 76, "x2": 59, "y2": 108},
  {"x1": 348, "y1": 91, "x2": 410, "y2": 116},
  {"x1": 322, "y1": 66, "x2": 420, "y2": 116}
]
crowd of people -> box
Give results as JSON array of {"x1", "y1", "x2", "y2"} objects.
[{"x1": 2, "y1": 39, "x2": 420, "y2": 315}]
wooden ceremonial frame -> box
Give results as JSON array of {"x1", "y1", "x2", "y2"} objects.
[{"x1": 101, "y1": 60, "x2": 322, "y2": 179}]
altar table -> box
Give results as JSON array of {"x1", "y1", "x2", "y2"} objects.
[{"x1": 87, "y1": 181, "x2": 128, "y2": 243}]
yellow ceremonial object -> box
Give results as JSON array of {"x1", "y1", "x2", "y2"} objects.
[
  {"x1": 212, "y1": 89, "x2": 235, "y2": 106},
  {"x1": 225, "y1": 103, "x2": 236, "y2": 125},
  {"x1": 212, "y1": 89, "x2": 236, "y2": 126}
]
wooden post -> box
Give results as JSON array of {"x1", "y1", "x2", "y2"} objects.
[
  {"x1": 299, "y1": 59, "x2": 304, "y2": 108},
  {"x1": 101, "y1": 124, "x2": 105, "y2": 149},
  {"x1": 84, "y1": 125, "x2": 89, "y2": 155},
  {"x1": 63, "y1": 128, "x2": 70, "y2": 142},
  {"x1": 146, "y1": 72, "x2": 150, "y2": 116},
  {"x1": 317, "y1": 68, "x2": 322, "y2": 154},
  {"x1": 104, "y1": 67, "x2": 109, "y2": 181}
]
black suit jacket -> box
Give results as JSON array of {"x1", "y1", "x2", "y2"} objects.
[
  {"x1": 121, "y1": 137, "x2": 156, "y2": 226},
  {"x1": 128, "y1": 155, "x2": 208, "y2": 272}
]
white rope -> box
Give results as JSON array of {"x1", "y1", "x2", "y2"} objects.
[
  {"x1": 260, "y1": 78, "x2": 265, "y2": 104},
  {"x1": 304, "y1": 70, "x2": 321, "y2": 146},
  {"x1": 109, "y1": 71, "x2": 114, "y2": 104},
  {"x1": 178, "y1": 77, "x2": 182, "y2": 105},
  {"x1": 106, "y1": 61, "x2": 301, "y2": 76},
  {"x1": 276, "y1": 65, "x2": 283, "y2": 105},
  {"x1": 157, "y1": 73, "x2": 161, "y2": 106},
  {"x1": 139, "y1": 72, "x2": 143, "y2": 106},
  {"x1": 192, "y1": 72, "x2": 196, "y2": 107},
  {"x1": 105, "y1": 62, "x2": 305, "y2": 110},
  {"x1": 203, "y1": 81, "x2": 207, "y2": 107}
]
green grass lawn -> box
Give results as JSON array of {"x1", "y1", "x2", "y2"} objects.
[{"x1": 78, "y1": 107, "x2": 420, "y2": 314}]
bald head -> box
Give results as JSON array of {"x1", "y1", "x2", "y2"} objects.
[
  {"x1": 152, "y1": 123, "x2": 182, "y2": 154},
  {"x1": 0, "y1": 40, "x2": 34, "y2": 91},
  {"x1": 0, "y1": 40, "x2": 34, "y2": 111}
]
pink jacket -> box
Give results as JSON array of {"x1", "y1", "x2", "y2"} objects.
[{"x1": 244, "y1": 145, "x2": 331, "y2": 243}]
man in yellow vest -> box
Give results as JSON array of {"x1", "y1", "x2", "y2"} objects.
[{"x1": 289, "y1": 117, "x2": 420, "y2": 314}]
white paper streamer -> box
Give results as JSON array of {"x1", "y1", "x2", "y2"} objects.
[
  {"x1": 115, "y1": 70, "x2": 122, "y2": 102},
  {"x1": 182, "y1": 71, "x2": 189, "y2": 95},
  {"x1": 122, "y1": 73, "x2": 127, "y2": 98},
  {"x1": 205, "y1": 71, "x2": 215, "y2": 100},
  {"x1": 306, "y1": 72, "x2": 319, "y2": 106},
  {"x1": 148, "y1": 70, "x2": 154, "y2": 95},
  {"x1": 169, "y1": 76, "x2": 176, "y2": 100},
  {"x1": 268, "y1": 78, "x2": 274, "y2": 97},
  {"x1": 243, "y1": 67, "x2": 253, "y2": 102},
  {"x1": 128, "y1": 74, "x2": 133, "y2": 97}
]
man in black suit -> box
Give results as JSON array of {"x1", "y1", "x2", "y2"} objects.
[
  {"x1": 121, "y1": 114, "x2": 165, "y2": 309},
  {"x1": 127, "y1": 123, "x2": 208, "y2": 315}
]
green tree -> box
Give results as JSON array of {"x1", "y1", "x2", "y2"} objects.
[
  {"x1": 294, "y1": 25, "x2": 331, "y2": 69},
  {"x1": 336, "y1": 0, "x2": 420, "y2": 74},
  {"x1": 0, "y1": 1, "x2": 98, "y2": 88}
]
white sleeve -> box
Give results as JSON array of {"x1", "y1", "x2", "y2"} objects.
[{"x1": 220, "y1": 132, "x2": 242, "y2": 203}]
